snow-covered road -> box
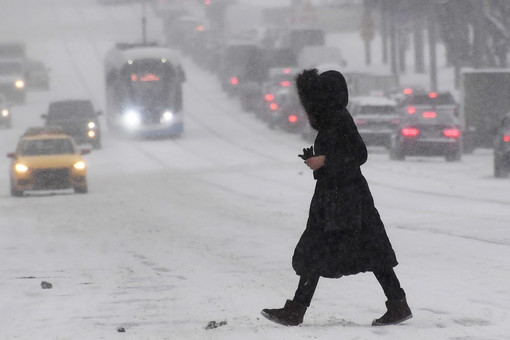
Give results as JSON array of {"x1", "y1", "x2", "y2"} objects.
[{"x1": 1, "y1": 1, "x2": 509, "y2": 339}]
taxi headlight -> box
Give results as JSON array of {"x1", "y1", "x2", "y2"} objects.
[
  {"x1": 88, "y1": 121, "x2": 96, "y2": 129},
  {"x1": 160, "y1": 110, "x2": 174, "y2": 123},
  {"x1": 123, "y1": 110, "x2": 141, "y2": 128},
  {"x1": 15, "y1": 80, "x2": 25, "y2": 89},
  {"x1": 73, "y1": 161, "x2": 86, "y2": 170},
  {"x1": 1, "y1": 109, "x2": 8, "y2": 117},
  {"x1": 15, "y1": 163, "x2": 28, "y2": 173}
]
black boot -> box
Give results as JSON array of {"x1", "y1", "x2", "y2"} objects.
[
  {"x1": 261, "y1": 299, "x2": 307, "y2": 326},
  {"x1": 372, "y1": 297, "x2": 412, "y2": 326}
]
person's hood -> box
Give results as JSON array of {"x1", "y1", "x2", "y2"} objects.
[{"x1": 295, "y1": 68, "x2": 349, "y2": 129}]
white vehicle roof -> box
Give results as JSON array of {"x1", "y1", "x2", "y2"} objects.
[
  {"x1": 350, "y1": 96, "x2": 397, "y2": 106},
  {"x1": 104, "y1": 44, "x2": 181, "y2": 73}
]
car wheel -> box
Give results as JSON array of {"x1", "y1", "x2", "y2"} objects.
[
  {"x1": 390, "y1": 145, "x2": 405, "y2": 160},
  {"x1": 494, "y1": 155, "x2": 508, "y2": 178},
  {"x1": 74, "y1": 185, "x2": 88, "y2": 194},
  {"x1": 445, "y1": 149, "x2": 462, "y2": 162},
  {"x1": 10, "y1": 180, "x2": 23, "y2": 197}
]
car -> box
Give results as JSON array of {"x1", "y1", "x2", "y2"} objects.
[
  {"x1": 42, "y1": 100, "x2": 102, "y2": 149},
  {"x1": 7, "y1": 127, "x2": 89, "y2": 196},
  {"x1": 398, "y1": 90, "x2": 458, "y2": 117},
  {"x1": 0, "y1": 94, "x2": 11, "y2": 128},
  {"x1": 494, "y1": 113, "x2": 510, "y2": 178},
  {"x1": 0, "y1": 58, "x2": 26, "y2": 104},
  {"x1": 349, "y1": 96, "x2": 400, "y2": 148},
  {"x1": 266, "y1": 88, "x2": 307, "y2": 133},
  {"x1": 256, "y1": 67, "x2": 298, "y2": 119},
  {"x1": 389, "y1": 109, "x2": 462, "y2": 161}
]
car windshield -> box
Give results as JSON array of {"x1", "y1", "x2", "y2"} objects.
[
  {"x1": 21, "y1": 138, "x2": 75, "y2": 156},
  {"x1": 48, "y1": 101, "x2": 95, "y2": 120},
  {"x1": 358, "y1": 105, "x2": 397, "y2": 115}
]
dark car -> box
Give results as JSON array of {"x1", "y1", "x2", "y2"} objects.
[
  {"x1": 42, "y1": 100, "x2": 102, "y2": 149},
  {"x1": 266, "y1": 88, "x2": 307, "y2": 132},
  {"x1": 389, "y1": 110, "x2": 462, "y2": 161},
  {"x1": 494, "y1": 113, "x2": 510, "y2": 178},
  {"x1": 218, "y1": 43, "x2": 266, "y2": 97},
  {"x1": 256, "y1": 67, "x2": 298, "y2": 119},
  {"x1": 349, "y1": 96, "x2": 400, "y2": 148}
]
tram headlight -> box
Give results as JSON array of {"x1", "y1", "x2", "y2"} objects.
[
  {"x1": 15, "y1": 80, "x2": 25, "y2": 89},
  {"x1": 160, "y1": 110, "x2": 174, "y2": 123},
  {"x1": 123, "y1": 109, "x2": 141, "y2": 128}
]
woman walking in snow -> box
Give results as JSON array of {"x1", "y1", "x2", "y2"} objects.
[{"x1": 261, "y1": 69, "x2": 412, "y2": 327}]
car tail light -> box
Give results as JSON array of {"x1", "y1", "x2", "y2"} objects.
[
  {"x1": 429, "y1": 92, "x2": 438, "y2": 98},
  {"x1": 230, "y1": 77, "x2": 239, "y2": 85},
  {"x1": 280, "y1": 80, "x2": 291, "y2": 87},
  {"x1": 288, "y1": 114, "x2": 298, "y2": 123},
  {"x1": 403, "y1": 88, "x2": 413, "y2": 95},
  {"x1": 355, "y1": 119, "x2": 367, "y2": 125},
  {"x1": 265, "y1": 94, "x2": 274, "y2": 102},
  {"x1": 270, "y1": 103, "x2": 278, "y2": 111},
  {"x1": 407, "y1": 106, "x2": 416, "y2": 114},
  {"x1": 504, "y1": 135, "x2": 510, "y2": 142},
  {"x1": 422, "y1": 111, "x2": 436, "y2": 118},
  {"x1": 401, "y1": 127, "x2": 419, "y2": 137},
  {"x1": 443, "y1": 128, "x2": 461, "y2": 138}
]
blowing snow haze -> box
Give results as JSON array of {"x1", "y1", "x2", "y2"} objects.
[{"x1": 1, "y1": 1, "x2": 510, "y2": 339}]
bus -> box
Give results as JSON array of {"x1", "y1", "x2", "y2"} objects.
[{"x1": 104, "y1": 43, "x2": 185, "y2": 137}]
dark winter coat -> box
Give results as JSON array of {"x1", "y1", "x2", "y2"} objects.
[{"x1": 292, "y1": 69, "x2": 398, "y2": 278}]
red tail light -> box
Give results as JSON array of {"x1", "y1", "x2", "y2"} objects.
[
  {"x1": 230, "y1": 77, "x2": 239, "y2": 85},
  {"x1": 407, "y1": 106, "x2": 416, "y2": 114},
  {"x1": 422, "y1": 111, "x2": 436, "y2": 118},
  {"x1": 288, "y1": 114, "x2": 298, "y2": 123},
  {"x1": 504, "y1": 135, "x2": 510, "y2": 142},
  {"x1": 280, "y1": 81, "x2": 291, "y2": 87},
  {"x1": 401, "y1": 127, "x2": 420, "y2": 137},
  {"x1": 270, "y1": 103, "x2": 278, "y2": 111},
  {"x1": 403, "y1": 88, "x2": 413, "y2": 95},
  {"x1": 265, "y1": 94, "x2": 274, "y2": 102},
  {"x1": 355, "y1": 119, "x2": 367, "y2": 125},
  {"x1": 443, "y1": 128, "x2": 461, "y2": 138},
  {"x1": 283, "y1": 68, "x2": 291, "y2": 74},
  {"x1": 429, "y1": 92, "x2": 438, "y2": 98}
]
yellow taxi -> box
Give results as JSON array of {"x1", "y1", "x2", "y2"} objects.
[{"x1": 7, "y1": 127, "x2": 89, "y2": 196}]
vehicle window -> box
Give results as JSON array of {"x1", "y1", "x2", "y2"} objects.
[
  {"x1": 48, "y1": 101, "x2": 95, "y2": 120},
  {"x1": 21, "y1": 138, "x2": 75, "y2": 156},
  {"x1": 0, "y1": 62, "x2": 22, "y2": 75},
  {"x1": 121, "y1": 59, "x2": 174, "y2": 106},
  {"x1": 358, "y1": 105, "x2": 397, "y2": 115}
]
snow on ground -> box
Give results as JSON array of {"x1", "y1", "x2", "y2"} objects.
[{"x1": 1, "y1": 1, "x2": 510, "y2": 339}]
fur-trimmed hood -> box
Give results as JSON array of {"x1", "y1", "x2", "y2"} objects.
[{"x1": 295, "y1": 68, "x2": 349, "y2": 130}]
